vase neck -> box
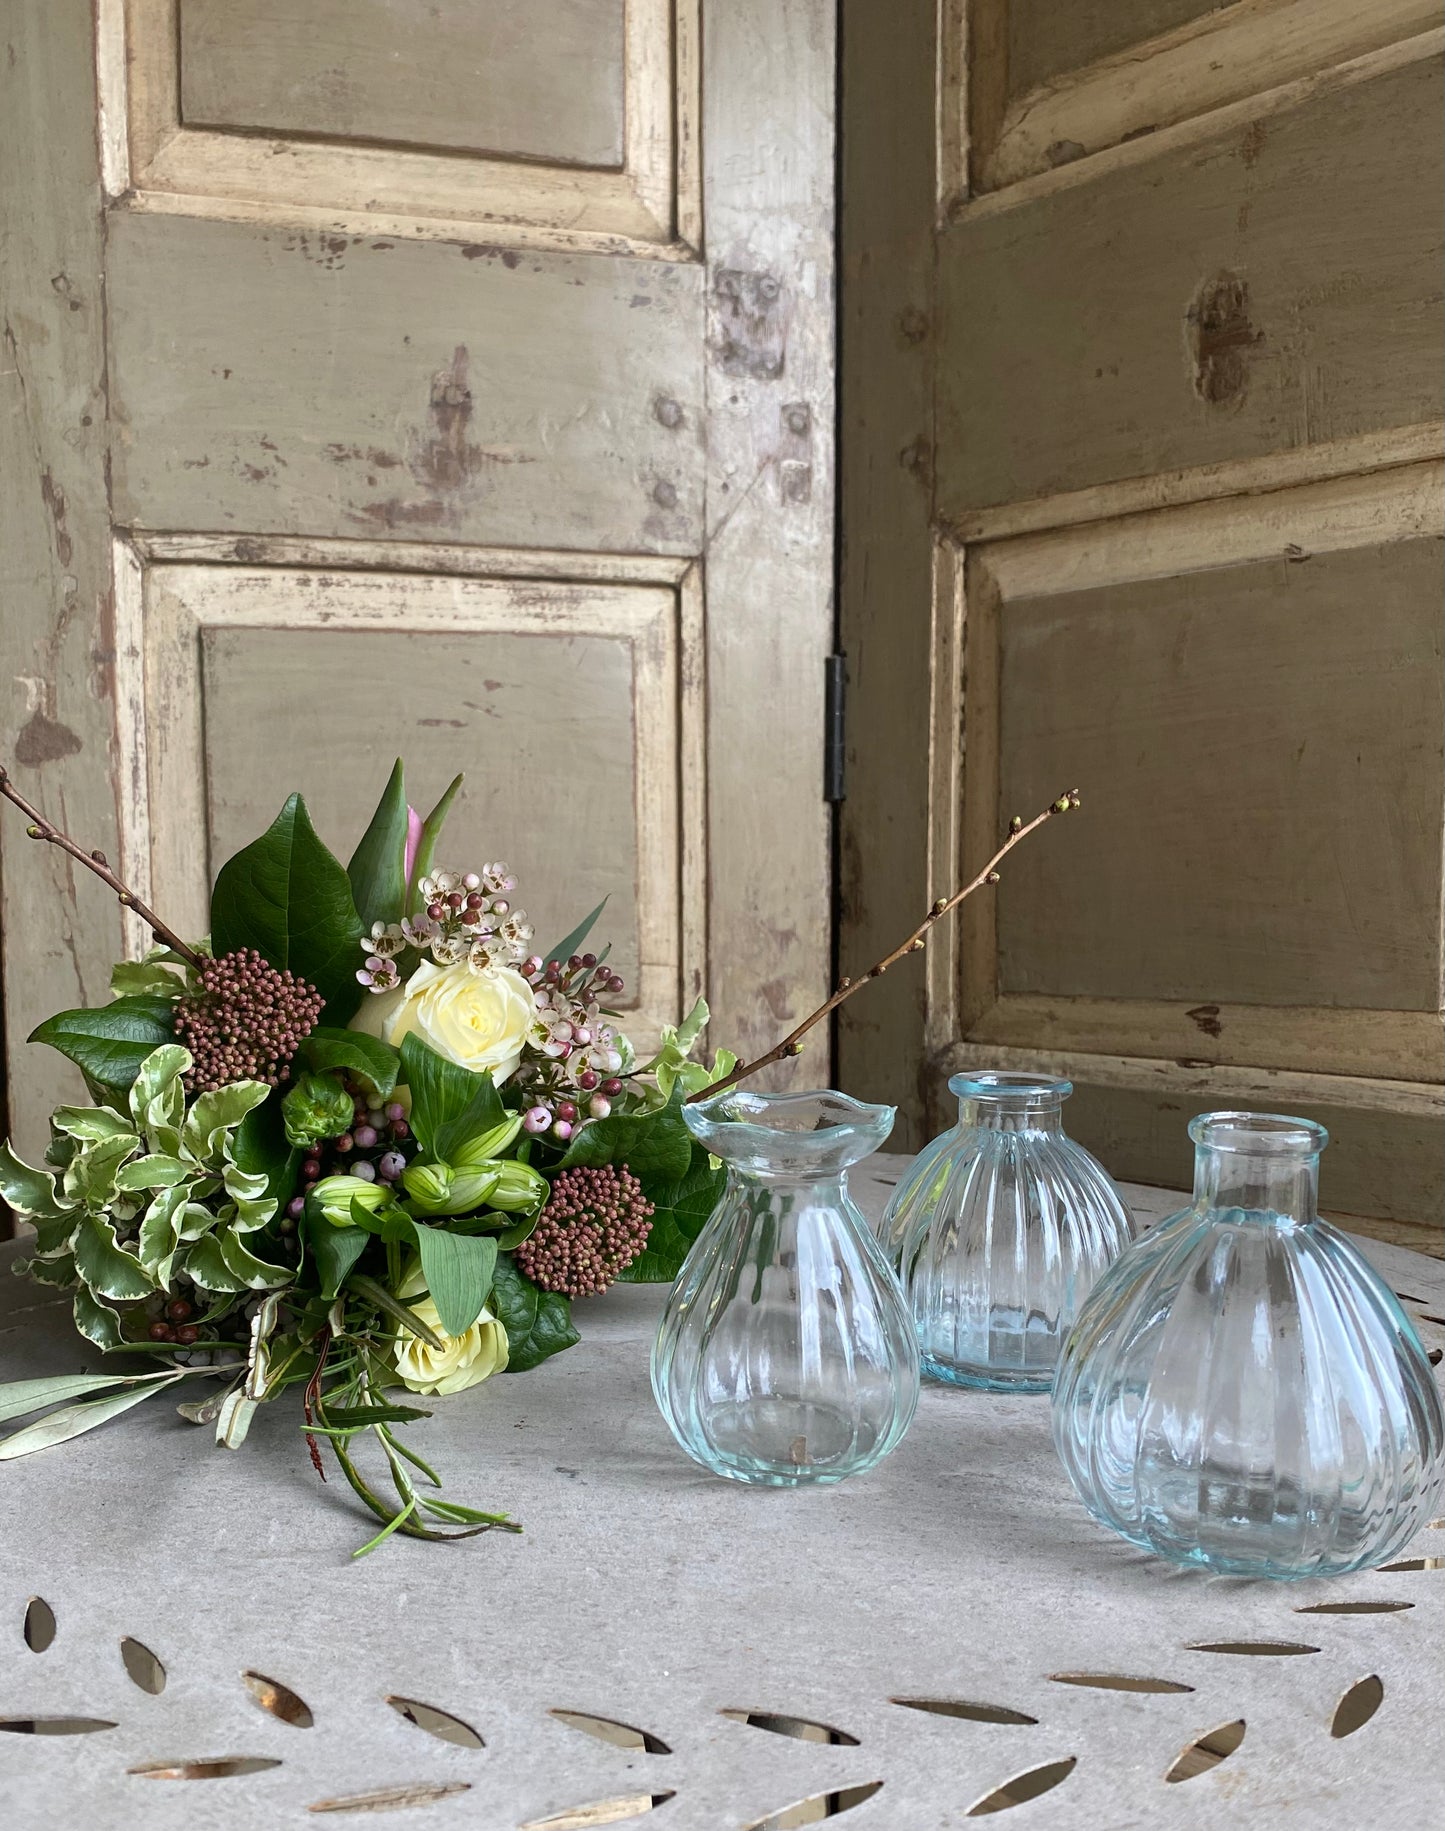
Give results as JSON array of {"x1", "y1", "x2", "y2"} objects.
[
  {"x1": 1189, "y1": 1111, "x2": 1327, "y2": 1227},
  {"x1": 950, "y1": 1071, "x2": 1070, "y2": 1135}
]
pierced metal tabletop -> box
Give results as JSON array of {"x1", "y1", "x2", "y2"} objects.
[{"x1": 2, "y1": 1161, "x2": 1442, "y2": 1829}]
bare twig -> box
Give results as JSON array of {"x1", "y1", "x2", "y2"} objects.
[
  {"x1": 693, "y1": 789, "x2": 1081, "y2": 1102},
  {"x1": 0, "y1": 762, "x2": 204, "y2": 969}
]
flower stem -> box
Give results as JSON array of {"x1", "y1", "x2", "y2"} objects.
[
  {"x1": 0, "y1": 762, "x2": 204, "y2": 969},
  {"x1": 694, "y1": 790, "x2": 1081, "y2": 1102}
]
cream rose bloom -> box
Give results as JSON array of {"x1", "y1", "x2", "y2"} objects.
[
  {"x1": 351, "y1": 958, "x2": 532, "y2": 1083},
  {"x1": 392, "y1": 1263, "x2": 509, "y2": 1396}
]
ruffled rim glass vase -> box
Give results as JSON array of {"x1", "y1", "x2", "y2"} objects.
[
  {"x1": 1052, "y1": 1111, "x2": 1445, "y2": 1578},
  {"x1": 650, "y1": 1088, "x2": 921, "y2": 1487},
  {"x1": 883, "y1": 1072, "x2": 1134, "y2": 1392}
]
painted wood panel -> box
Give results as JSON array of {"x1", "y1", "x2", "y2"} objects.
[
  {"x1": 1005, "y1": 0, "x2": 1230, "y2": 97},
  {"x1": 105, "y1": 211, "x2": 706, "y2": 553},
  {"x1": 135, "y1": 564, "x2": 693, "y2": 1050},
  {"x1": 996, "y1": 538, "x2": 1445, "y2": 1011},
  {"x1": 939, "y1": 51, "x2": 1445, "y2": 518},
  {"x1": 179, "y1": 0, "x2": 627, "y2": 168}
]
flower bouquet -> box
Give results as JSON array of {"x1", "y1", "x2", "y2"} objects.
[{"x1": 0, "y1": 755, "x2": 1078, "y2": 1552}]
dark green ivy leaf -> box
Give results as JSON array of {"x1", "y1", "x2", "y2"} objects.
[
  {"x1": 307, "y1": 1223, "x2": 370, "y2": 1302},
  {"x1": 29, "y1": 998, "x2": 176, "y2": 1091},
  {"x1": 618, "y1": 1143, "x2": 725, "y2": 1283},
  {"x1": 298, "y1": 1026, "x2": 400, "y2": 1099},
  {"x1": 209, "y1": 792, "x2": 365, "y2": 1022},
  {"x1": 490, "y1": 1255, "x2": 579, "y2": 1372},
  {"x1": 558, "y1": 1089, "x2": 693, "y2": 1195}
]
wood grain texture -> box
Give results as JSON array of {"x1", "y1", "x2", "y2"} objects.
[
  {"x1": 943, "y1": 1041, "x2": 1444, "y2": 1248},
  {"x1": 996, "y1": 539, "x2": 1445, "y2": 1011},
  {"x1": 0, "y1": 2, "x2": 124, "y2": 1168},
  {"x1": 835, "y1": 0, "x2": 940, "y2": 1151},
  {"x1": 977, "y1": 0, "x2": 1440, "y2": 191},
  {"x1": 139, "y1": 564, "x2": 689, "y2": 1050},
  {"x1": 106, "y1": 211, "x2": 706, "y2": 554},
  {"x1": 939, "y1": 51, "x2": 1445, "y2": 517},
  {"x1": 700, "y1": 0, "x2": 835, "y2": 1082},
  {"x1": 179, "y1": 0, "x2": 627, "y2": 168}
]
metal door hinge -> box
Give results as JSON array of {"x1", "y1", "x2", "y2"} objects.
[{"x1": 824, "y1": 653, "x2": 847, "y2": 803}]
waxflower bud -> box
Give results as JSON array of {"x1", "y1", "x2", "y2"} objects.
[{"x1": 309, "y1": 1173, "x2": 395, "y2": 1228}]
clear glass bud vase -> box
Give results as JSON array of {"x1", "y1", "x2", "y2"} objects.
[
  {"x1": 651, "y1": 1089, "x2": 920, "y2": 1487},
  {"x1": 881, "y1": 1073, "x2": 1135, "y2": 1392},
  {"x1": 1053, "y1": 1113, "x2": 1445, "y2": 1578}
]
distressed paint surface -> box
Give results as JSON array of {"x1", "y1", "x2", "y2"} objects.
[{"x1": 0, "y1": 2, "x2": 125, "y2": 1159}]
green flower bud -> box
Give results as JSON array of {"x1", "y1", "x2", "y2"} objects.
[
  {"x1": 310, "y1": 1173, "x2": 395, "y2": 1228},
  {"x1": 488, "y1": 1160, "x2": 549, "y2": 1214},
  {"x1": 282, "y1": 1072, "x2": 354, "y2": 1148},
  {"x1": 450, "y1": 1115, "x2": 524, "y2": 1170},
  {"x1": 401, "y1": 1161, "x2": 503, "y2": 1216}
]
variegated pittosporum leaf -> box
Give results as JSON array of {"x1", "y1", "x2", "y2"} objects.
[{"x1": 1, "y1": 1043, "x2": 291, "y2": 1346}]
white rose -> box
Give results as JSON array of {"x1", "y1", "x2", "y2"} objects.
[
  {"x1": 352, "y1": 958, "x2": 533, "y2": 1083},
  {"x1": 392, "y1": 1263, "x2": 509, "y2": 1396}
]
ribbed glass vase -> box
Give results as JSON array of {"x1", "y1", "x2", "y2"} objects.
[
  {"x1": 651, "y1": 1088, "x2": 920, "y2": 1487},
  {"x1": 882, "y1": 1072, "x2": 1134, "y2": 1392},
  {"x1": 1053, "y1": 1112, "x2": 1445, "y2": 1578}
]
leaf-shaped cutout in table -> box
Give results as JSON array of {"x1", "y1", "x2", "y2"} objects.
[
  {"x1": 1186, "y1": 1641, "x2": 1319, "y2": 1656},
  {"x1": 23, "y1": 1598, "x2": 56, "y2": 1653},
  {"x1": 243, "y1": 1671, "x2": 314, "y2": 1728},
  {"x1": 1165, "y1": 1719, "x2": 1246, "y2": 1783},
  {"x1": 743, "y1": 1781, "x2": 883, "y2": 1831},
  {"x1": 0, "y1": 1717, "x2": 116, "y2": 1735},
  {"x1": 521, "y1": 1793, "x2": 676, "y2": 1831},
  {"x1": 308, "y1": 1781, "x2": 471, "y2": 1814},
  {"x1": 722, "y1": 1707, "x2": 858, "y2": 1745},
  {"x1": 1377, "y1": 1557, "x2": 1444, "y2": 1572},
  {"x1": 554, "y1": 1709, "x2": 671, "y2": 1753},
  {"x1": 967, "y1": 1758, "x2": 1077, "y2": 1816},
  {"x1": 121, "y1": 1636, "x2": 167, "y2": 1694},
  {"x1": 1296, "y1": 1600, "x2": 1413, "y2": 1615},
  {"x1": 129, "y1": 1756, "x2": 283, "y2": 1780},
  {"x1": 892, "y1": 1696, "x2": 1038, "y2": 1725},
  {"x1": 386, "y1": 1695, "x2": 483, "y2": 1749},
  {"x1": 1048, "y1": 1672, "x2": 1192, "y2": 1694},
  {"x1": 1331, "y1": 1675, "x2": 1384, "y2": 1739}
]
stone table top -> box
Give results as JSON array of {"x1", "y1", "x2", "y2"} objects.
[{"x1": 1, "y1": 1161, "x2": 1442, "y2": 1830}]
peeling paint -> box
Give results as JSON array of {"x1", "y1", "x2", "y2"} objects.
[
  {"x1": 711, "y1": 268, "x2": 789, "y2": 380},
  {"x1": 1186, "y1": 1004, "x2": 1224, "y2": 1039},
  {"x1": 14, "y1": 711, "x2": 83, "y2": 766},
  {"x1": 1187, "y1": 273, "x2": 1262, "y2": 408},
  {"x1": 39, "y1": 469, "x2": 72, "y2": 567}
]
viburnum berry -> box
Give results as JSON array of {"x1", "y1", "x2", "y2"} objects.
[{"x1": 173, "y1": 948, "x2": 323, "y2": 1092}]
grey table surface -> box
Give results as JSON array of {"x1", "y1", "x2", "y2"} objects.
[{"x1": 1, "y1": 1159, "x2": 1442, "y2": 1831}]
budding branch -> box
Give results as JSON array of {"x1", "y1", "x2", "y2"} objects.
[
  {"x1": 0, "y1": 764, "x2": 205, "y2": 969},
  {"x1": 693, "y1": 790, "x2": 1081, "y2": 1102}
]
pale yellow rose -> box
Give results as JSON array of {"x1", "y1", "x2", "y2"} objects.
[
  {"x1": 392, "y1": 1263, "x2": 509, "y2": 1396},
  {"x1": 351, "y1": 958, "x2": 533, "y2": 1084}
]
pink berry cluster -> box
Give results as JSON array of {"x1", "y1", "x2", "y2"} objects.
[
  {"x1": 282, "y1": 1087, "x2": 413, "y2": 1227},
  {"x1": 514, "y1": 1164, "x2": 655, "y2": 1298},
  {"x1": 173, "y1": 948, "x2": 323, "y2": 1092},
  {"x1": 514, "y1": 953, "x2": 629, "y2": 1141}
]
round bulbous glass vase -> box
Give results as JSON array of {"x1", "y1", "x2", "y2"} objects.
[
  {"x1": 1052, "y1": 1113, "x2": 1445, "y2": 1580},
  {"x1": 881, "y1": 1072, "x2": 1135, "y2": 1393},
  {"x1": 651, "y1": 1088, "x2": 921, "y2": 1487}
]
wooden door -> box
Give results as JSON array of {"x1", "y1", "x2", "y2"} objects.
[
  {"x1": 1, "y1": 1, "x2": 836, "y2": 1157},
  {"x1": 841, "y1": 0, "x2": 1444, "y2": 1248}
]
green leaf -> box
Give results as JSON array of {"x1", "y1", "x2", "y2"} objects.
[
  {"x1": 26, "y1": 1252, "x2": 77, "y2": 1289},
  {"x1": 348, "y1": 1273, "x2": 445, "y2": 1350},
  {"x1": 72, "y1": 1287, "x2": 125, "y2": 1350},
  {"x1": 543, "y1": 896, "x2": 610, "y2": 967},
  {"x1": 318, "y1": 1401, "x2": 432, "y2": 1428},
  {"x1": 0, "y1": 1378, "x2": 180, "y2": 1460},
  {"x1": 407, "y1": 773, "x2": 463, "y2": 902},
  {"x1": 0, "y1": 1141, "x2": 68, "y2": 1219},
  {"x1": 215, "y1": 1388, "x2": 258, "y2": 1450},
  {"x1": 413, "y1": 1227, "x2": 498, "y2": 1337},
  {"x1": 30, "y1": 998, "x2": 176, "y2": 1091},
  {"x1": 209, "y1": 791, "x2": 366, "y2": 1021},
  {"x1": 232, "y1": 1097, "x2": 300, "y2": 1209},
  {"x1": 282, "y1": 1070, "x2": 354, "y2": 1147},
  {"x1": 218, "y1": 1230, "x2": 293, "y2": 1289},
  {"x1": 114, "y1": 1154, "x2": 191, "y2": 1191},
  {"x1": 110, "y1": 959, "x2": 185, "y2": 1000},
  {"x1": 183, "y1": 1233, "x2": 249, "y2": 1294},
  {"x1": 399, "y1": 1034, "x2": 505, "y2": 1162},
  {"x1": 72, "y1": 1213, "x2": 153, "y2": 1300},
  {"x1": 619, "y1": 1144, "x2": 725, "y2": 1282},
  {"x1": 137, "y1": 1184, "x2": 187, "y2": 1284},
  {"x1": 299, "y1": 1026, "x2": 399, "y2": 1099},
  {"x1": 50, "y1": 1105, "x2": 135, "y2": 1144},
  {"x1": 558, "y1": 1089, "x2": 693, "y2": 1194},
  {"x1": 0, "y1": 1369, "x2": 180, "y2": 1427},
  {"x1": 183, "y1": 1080, "x2": 272, "y2": 1161},
  {"x1": 490, "y1": 1255, "x2": 579, "y2": 1372},
  {"x1": 308, "y1": 1222, "x2": 370, "y2": 1302},
  {"x1": 348, "y1": 758, "x2": 410, "y2": 930},
  {"x1": 62, "y1": 1133, "x2": 140, "y2": 1207}
]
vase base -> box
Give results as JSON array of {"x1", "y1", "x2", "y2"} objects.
[
  {"x1": 922, "y1": 1355, "x2": 1052, "y2": 1394},
  {"x1": 674, "y1": 1396, "x2": 898, "y2": 1486}
]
